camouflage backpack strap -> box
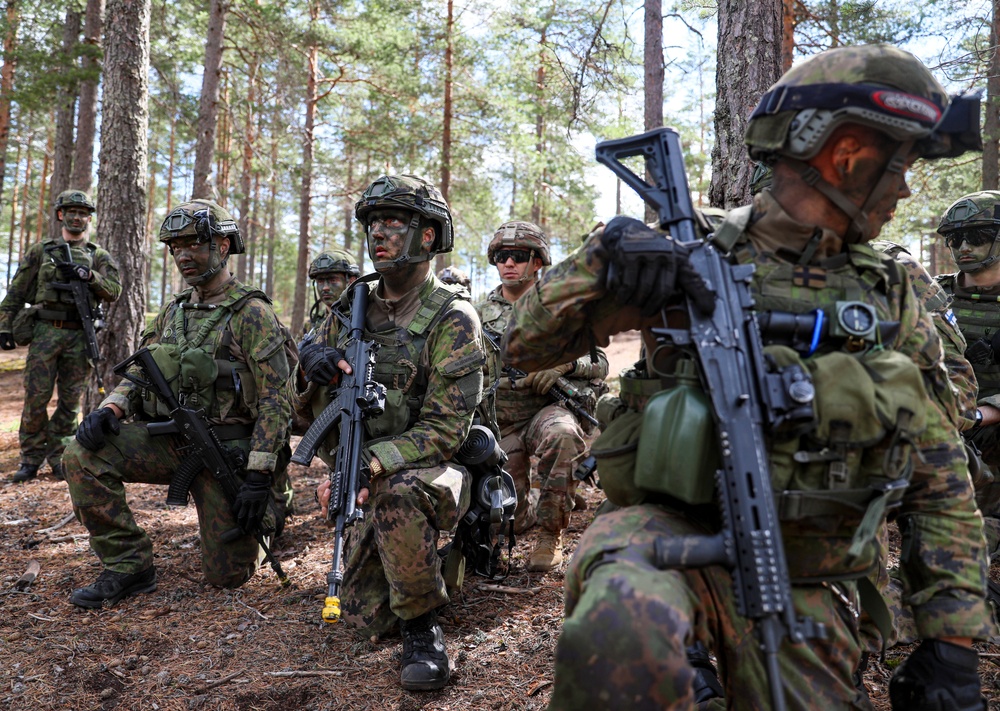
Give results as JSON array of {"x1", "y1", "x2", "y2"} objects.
[{"x1": 709, "y1": 204, "x2": 753, "y2": 254}]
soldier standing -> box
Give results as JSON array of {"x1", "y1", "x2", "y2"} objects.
[
  {"x1": 62, "y1": 200, "x2": 291, "y2": 607},
  {"x1": 0, "y1": 190, "x2": 121, "y2": 483},
  {"x1": 504, "y1": 45, "x2": 993, "y2": 710},
  {"x1": 935, "y1": 190, "x2": 1000, "y2": 560},
  {"x1": 304, "y1": 175, "x2": 485, "y2": 691},
  {"x1": 305, "y1": 249, "x2": 360, "y2": 334},
  {"x1": 476, "y1": 220, "x2": 608, "y2": 571}
]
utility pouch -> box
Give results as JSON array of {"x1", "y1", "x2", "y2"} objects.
[
  {"x1": 144, "y1": 343, "x2": 182, "y2": 418},
  {"x1": 589, "y1": 410, "x2": 645, "y2": 507},
  {"x1": 12, "y1": 305, "x2": 41, "y2": 346}
]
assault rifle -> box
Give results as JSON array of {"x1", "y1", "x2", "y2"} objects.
[
  {"x1": 290, "y1": 281, "x2": 386, "y2": 623},
  {"x1": 112, "y1": 347, "x2": 289, "y2": 587},
  {"x1": 45, "y1": 242, "x2": 106, "y2": 394},
  {"x1": 596, "y1": 127, "x2": 825, "y2": 711}
]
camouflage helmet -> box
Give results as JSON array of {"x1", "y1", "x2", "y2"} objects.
[
  {"x1": 937, "y1": 191, "x2": 1000, "y2": 273},
  {"x1": 745, "y1": 44, "x2": 980, "y2": 163},
  {"x1": 309, "y1": 248, "x2": 360, "y2": 279},
  {"x1": 54, "y1": 189, "x2": 96, "y2": 214},
  {"x1": 355, "y1": 175, "x2": 453, "y2": 268},
  {"x1": 437, "y1": 265, "x2": 471, "y2": 288},
  {"x1": 159, "y1": 199, "x2": 245, "y2": 255},
  {"x1": 488, "y1": 220, "x2": 550, "y2": 266}
]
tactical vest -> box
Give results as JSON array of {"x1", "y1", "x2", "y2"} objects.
[
  {"x1": 937, "y1": 273, "x2": 1000, "y2": 399},
  {"x1": 335, "y1": 278, "x2": 470, "y2": 440},
  {"x1": 139, "y1": 283, "x2": 266, "y2": 423},
  {"x1": 478, "y1": 293, "x2": 550, "y2": 426},
  {"x1": 36, "y1": 239, "x2": 101, "y2": 316}
]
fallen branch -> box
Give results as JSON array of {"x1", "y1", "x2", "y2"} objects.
[
  {"x1": 13, "y1": 560, "x2": 40, "y2": 591},
  {"x1": 196, "y1": 669, "x2": 245, "y2": 692},
  {"x1": 477, "y1": 583, "x2": 542, "y2": 596},
  {"x1": 264, "y1": 670, "x2": 344, "y2": 678},
  {"x1": 36, "y1": 513, "x2": 76, "y2": 534}
]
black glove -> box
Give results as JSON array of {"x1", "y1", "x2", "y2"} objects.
[
  {"x1": 0, "y1": 331, "x2": 14, "y2": 350},
  {"x1": 233, "y1": 470, "x2": 272, "y2": 534},
  {"x1": 599, "y1": 216, "x2": 715, "y2": 317},
  {"x1": 299, "y1": 342, "x2": 346, "y2": 385},
  {"x1": 57, "y1": 262, "x2": 92, "y2": 282},
  {"x1": 889, "y1": 639, "x2": 986, "y2": 711},
  {"x1": 76, "y1": 407, "x2": 121, "y2": 451}
]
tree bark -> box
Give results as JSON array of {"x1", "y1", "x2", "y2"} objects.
[
  {"x1": 216, "y1": 73, "x2": 231, "y2": 206},
  {"x1": 17, "y1": 131, "x2": 31, "y2": 258},
  {"x1": 709, "y1": 0, "x2": 782, "y2": 209},
  {"x1": 780, "y1": 0, "x2": 795, "y2": 73},
  {"x1": 191, "y1": 0, "x2": 226, "y2": 200},
  {"x1": 437, "y1": 0, "x2": 454, "y2": 272},
  {"x1": 291, "y1": 1, "x2": 319, "y2": 335},
  {"x1": 531, "y1": 10, "x2": 553, "y2": 228},
  {"x1": 36, "y1": 122, "x2": 53, "y2": 242},
  {"x1": 87, "y1": 0, "x2": 151, "y2": 411},
  {"x1": 644, "y1": 0, "x2": 663, "y2": 224},
  {"x1": 5, "y1": 134, "x2": 20, "y2": 288},
  {"x1": 49, "y1": 7, "x2": 82, "y2": 239},
  {"x1": 983, "y1": 0, "x2": 1000, "y2": 190},
  {"x1": 70, "y1": 0, "x2": 105, "y2": 193},
  {"x1": 236, "y1": 60, "x2": 257, "y2": 281},
  {"x1": 159, "y1": 111, "x2": 176, "y2": 307},
  {"x1": 0, "y1": 0, "x2": 19, "y2": 219}
]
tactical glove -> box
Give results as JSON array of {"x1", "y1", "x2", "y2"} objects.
[
  {"x1": 599, "y1": 215, "x2": 715, "y2": 317},
  {"x1": 299, "y1": 343, "x2": 346, "y2": 385},
  {"x1": 233, "y1": 470, "x2": 272, "y2": 534},
  {"x1": 889, "y1": 639, "x2": 986, "y2": 711},
  {"x1": 57, "y1": 262, "x2": 92, "y2": 282},
  {"x1": 523, "y1": 363, "x2": 574, "y2": 395},
  {"x1": 76, "y1": 407, "x2": 121, "y2": 451},
  {"x1": 0, "y1": 331, "x2": 14, "y2": 350}
]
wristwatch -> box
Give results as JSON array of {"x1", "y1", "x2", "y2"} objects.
[{"x1": 369, "y1": 456, "x2": 384, "y2": 478}]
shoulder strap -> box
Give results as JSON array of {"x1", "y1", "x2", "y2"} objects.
[
  {"x1": 407, "y1": 283, "x2": 465, "y2": 338},
  {"x1": 710, "y1": 204, "x2": 753, "y2": 253}
]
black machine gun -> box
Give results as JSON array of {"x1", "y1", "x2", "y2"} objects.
[
  {"x1": 45, "y1": 242, "x2": 106, "y2": 394},
  {"x1": 112, "y1": 348, "x2": 289, "y2": 587},
  {"x1": 290, "y1": 281, "x2": 386, "y2": 623},
  {"x1": 596, "y1": 127, "x2": 825, "y2": 711},
  {"x1": 504, "y1": 365, "x2": 600, "y2": 429}
]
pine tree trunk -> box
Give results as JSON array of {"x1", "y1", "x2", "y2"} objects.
[
  {"x1": 159, "y1": 112, "x2": 176, "y2": 307},
  {"x1": 70, "y1": 0, "x2": 104, "y2": 193},
  {"x1": 86, "y1": 0, "x2": 150, "y2": 412},
  {"x1": 265, "y1": 164, "x2": 277, "y2": 299},
  {"x1": 437, "y1": 0, "x2": 454, "y2": 272},
  {"x1": 709, "y1": 0, "x2": 782, "y2": 209},
  {"x1": 216, "y1": 74, "x2": 231, "y2": 207},
  {"x1": 983, "y1": 0, "x2": 1000, "y2": 190},
  {"x1": 0, "y1": 0, "x2": 19, "y2": 218},
  {"x1": 236, "y1": 61, "x2": 257, "y2": 281},
  {"x1": 18, "y1": 132, "x2": 31, "y2": 258},
  {"x1": 191, "y1": 0, "x2": 226, "y2": 200},
  {"x1": 36, "y1": 122, "x2": 53, "y2": 242},
  {"x1": 5, "y1": 134, "x2": 20, "y2": 288},
  {"x1": 531, "y1": 17, "x2": 550, "y2": 227},
  {"x1": 50, "y1": 7, "x2": 82, "y2": 240},
  {"x1": 780, "y1": 0, "x2": 795, "y2": 73},
  {"x1": 644, "y1": 0, "x2": 663, "y2": 224}
]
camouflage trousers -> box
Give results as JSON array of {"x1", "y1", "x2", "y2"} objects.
[
  {"x1": 549, "y1": 504, "x2": 871, "y2": 711},
  {"x1": 341, "y1": 462, "x2": 471, "y2": 637},
  {"x1": 499, "y1": 404, "x2": 587, "y2": 534},
  {"x1": 20, "y1": 321, "x2": 91, "y2": 467},
  {"x1": 63, "y1": 423, "x2": 267, "y2": 588}
]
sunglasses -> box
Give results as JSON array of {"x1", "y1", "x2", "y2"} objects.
[
  {"x1": 945, "y1": 228, "x2": 998, "y2": 249},
  {"x1": 494, "y1": 249, "x2": 531, "y2": 264}
]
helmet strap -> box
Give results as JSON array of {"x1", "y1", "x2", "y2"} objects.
[
  {"x1": 371, "y1": 212, "x2": 431, "y2": 272},
  {"x1": 184, "y1": 239, "x2": 228, "y2": 286},
  {"x1": 956, "y1": 238, "x2": 1000, "y2": 273}
]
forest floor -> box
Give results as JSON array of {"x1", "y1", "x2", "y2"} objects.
[{"x1": 0, "y1": 334, "x2": 997, "y2": 710}]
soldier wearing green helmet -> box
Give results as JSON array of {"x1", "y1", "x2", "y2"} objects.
[
  {"x1": 305, "y1": 248, "x2": 360, "y2": 334},
  {"x1": 61, "y1": 199, "x2": 293, "y2": 608},
  {"x1": 934, "y1": 190, "x2": 1000, "y2": 562},
  {"x1": 503, "y1": 45, "x2": 992, "y2": 710},
  {"x1": 296, "y1": 174, "x2": 488, "y2": 691},
  {"x1": 0, "y1": 189, "x2": 121, "y2": 483}
]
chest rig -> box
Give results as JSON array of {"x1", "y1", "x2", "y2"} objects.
[
  {"x1": 140, "y1": 284, "x2": 265, "y2": 423},
  {"x1": 37, "y1": 239, "x2": 100, "y2": 315},
  {"x1": 937, "y1": 273, "x2": 1000, "y2": 399},
  {"x1": 336, "y1": 278, "x2": 466, "y2": 439}
]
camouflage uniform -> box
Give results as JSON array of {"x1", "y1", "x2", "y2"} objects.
[
  {"x1": 64, "y1": 202, "x2": 290, "y2": 588},
  {"x1": 477, "y1": 286, "x2": 607, "y2": 533},
  {"x1": 305, "y1": 248, "x2": 360, "y2": 335},
  {"x1": 0, "y1": 235, "x2": 120, "y2": 471},
  {"x1": 293, "y1": 272, "x2": 485, "y2": 635}
]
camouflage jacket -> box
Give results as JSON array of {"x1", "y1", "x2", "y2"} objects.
[
  {"x1": 0, "y1": 236, "x2": 121, "y2": 332},
  {"x1": 871, "y1": 241, "x2": 977, "y2": 430},
  {"x1": 503, "y1": 191, "x2": 993, "y2": 641},
  {"x1": 291, "y1": 273, "x2": 486, "y2": 475},
  {"x1": 936, "y1": 271, "x2": 1000, "y2": 410},
  {"x1": 476, "y1": 284, "x2": 608, "y2": 430},
  {"x1": 104, "y1": 278, "x2": 291, "y2": 473}
]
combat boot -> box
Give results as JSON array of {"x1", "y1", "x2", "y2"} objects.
[
  {"x1": 69, "y1": 567, "x2": 157, "y2": 608},
  {"x1": 687, "y1": 642, "x2": 725, "y2": 703},
  {"x1": 528, "y1": 529, "x2": 563, "y2": 572},
  {"x1": 11, "y1": 463, "x2": 39, "y2": 483},
  {"x1": 399, "y1": 609, "x2": 450, "y2": 690}
]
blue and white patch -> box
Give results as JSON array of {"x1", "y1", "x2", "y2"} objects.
[{"x1": 943, "y1": 308, "x2": 958, "y2": 329}]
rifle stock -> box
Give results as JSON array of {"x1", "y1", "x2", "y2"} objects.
[
  {"x1": 112, "y1": 347, "x2": 289, "y2": 587},
  {"x1": 290, "y1": 281, "x2": 386, "y2": 622},
  {"x1": 597, "y1": 127, "x2": 824, "y2": 711}
]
